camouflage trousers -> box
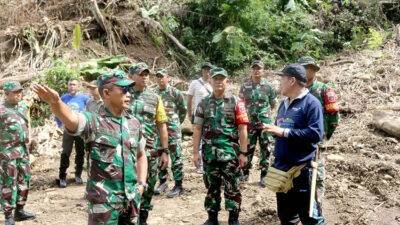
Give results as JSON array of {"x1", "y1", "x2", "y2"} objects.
[
  {"x1": 0, "y1": 157, "x2": 31, "y2": 216},
  {"x1": 140, "y1": 155, "x2": 159, "y2": 211},
  {"x1": 88, "y1": 200, "x2": 140, "y2": 225},
  {"x1": 204, "y1": 160, "x2": 241, "y2": 212},
  {"x1": 242, "y1": 128, "x2": 271, "y2": 176},
  {"x1": 158, "y1": 142, "x2": 184, "y2": 182}
]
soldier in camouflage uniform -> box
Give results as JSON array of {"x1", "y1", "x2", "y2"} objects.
[
  {"x1": 153, "y1": 69, "x2": 187, "y2": 198},
  {"x1": 0, "y1": 81, "x2": 36, "y2": 225},
  {"x1": 33, "y1": 71, "x2": 148, "y2": 225},
  {"x1": 193, "y1": 67, "x2": 249, "y2": 225},
  {"x1": 238, "y1": 60, "x2": 277, "y2": 187},
  {"x1": 85, "y1": 80, "x2": 103, "y2": 112},
  {"x1": 298, "y1": 56, "x2": 340, "y2": 206},
  {"x1": 128, "y1": 63, "x2": 169, "y2": 225}
]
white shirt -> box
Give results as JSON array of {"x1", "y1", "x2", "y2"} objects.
[
  {"x1": 282, "y1": 88, "x2": 309, "y2": 137},
  {"x1": 187, "y1": 77, "x2": 212, "y2": 113}
]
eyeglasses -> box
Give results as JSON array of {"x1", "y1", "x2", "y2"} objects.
[{"x1": 119, "y1": 86, "x2": 131, "y2": 94}]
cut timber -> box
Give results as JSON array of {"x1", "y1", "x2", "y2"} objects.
[
  {"x1": 329, "y1": 60, "x2": 354, "y2": 66},
  {"x1": 372, "y1": 111, "x2": 400, "y2": 138}
]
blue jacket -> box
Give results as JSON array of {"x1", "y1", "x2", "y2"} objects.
[
  {"x1": 273, "y1": 90, "x2": 324, "y2": 171},
  {"x1": 56, "y1": 93, "x2": 89, "y2": 127}
]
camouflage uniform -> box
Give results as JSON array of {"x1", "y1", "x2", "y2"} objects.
[
  {"x1": 128, "y1": 88, "x2": 168, "y2": 212},
  {"x1": 239, "y1": 77, "x2": 276, "y2": 179},
  {"x1": 0, "y1": 82, "x2": 31, "y2": 218},
  {"x1": 299, "y1": 56, "x2": 340, "y2": 206},
  {"x1": 194, "y1": 70, "x2": 249, "y2": 212},
  {"x1": 308, "y1": 80, "x2": 339, "y2": 204},
  {"x1": 154, "y1": 84, "x2": 187, "y2": 183},
  {"x1": 85, "y1": 98, "x2": 103, "y2": 112},
  {"x1": 70, "y1": 72, "x2": 144, "y2": 224}
]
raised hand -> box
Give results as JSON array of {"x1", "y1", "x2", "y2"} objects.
[{"x1": 32, "y1": 84, "x2": 60, "y2": 104}]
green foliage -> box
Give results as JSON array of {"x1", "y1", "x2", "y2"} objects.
[
  {"x1": 30, "y1": 101, "x2": 51, "y2": 128},
  {"x1": 174, "y1": 0, "x2": 333, "y2": 73},
  {"x1": 367, "y1": 28, "x2": 384, "y2": 50},
  {"x1": 31, "y1": 59, "x2": 79, "y2": 127},
  {"x1": 161, "y1": 0, "x2": 390, "y2": 75},
  {"x1": 40, "y1": 59, "x2": 80, "y2": 94},
  {"x1": 72, "y1": 24, "x2": 82, "y2": 50},
  {"x1": 211, "y1": 26, "x2": 254, "y2": 70},
  {"x1": 96, "y1": 55, "x2": 130, "y2": 68}
]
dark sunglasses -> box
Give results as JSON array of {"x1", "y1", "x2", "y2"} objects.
[{"x1": 119, "y1": 86, "x2": 131, "y2": 94}]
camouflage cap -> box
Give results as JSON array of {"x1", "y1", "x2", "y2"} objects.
[
  {"x1": 3, "y1": 81, "x2": 23, "y2": 92},
  {"x1": 86, "y1": 80, "x2": 98, "y2": 88},
  {"x1": 97, "y1": 70, "x2": 134, "y2": 88},
  {"x1": 129, "y1": 62, "x2": 150, "y2": 75},
  {"x1": 210, "y1": 67, "x2": 228, "y2": 78},
  {"x1": 155, "y1": 68, "x2": 168, "y2": 77},
  {"x1": 298, "y1": 56, "x2": 320, "y2": 71},
  {"x1": 251, "y1": 60, "x2": 264, "y2": 68},
  {"x1": 201, "y1": 62, "x2": 213, "y2": 69}
]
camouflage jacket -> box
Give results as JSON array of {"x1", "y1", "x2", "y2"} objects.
[
  {"x1": 0, "y1": 100, "x2": 30, "y2": 160},
  {"x1": 72, "y1": 105, "x2": 143, "y2": 204},
  {"x1": 154, "y1": 85, "x2": 187, "y2": 143},
  {"x1": 85, "y1": 98, "x2": 103, "y2": 112},
  {"x1": 239, "y1": 78, "x2": 277, "y2": 129},
  {"x1": 194, "y1": 94, "x2": 249, "y2": 162},
  {"x1": 128, "y1": 88, "x2": 167, "y2": 150},
  {"x1": 308, "y1": 80, "x2": 340, "y2": 140}
]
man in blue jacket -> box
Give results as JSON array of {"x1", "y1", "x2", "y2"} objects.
[
  {"x1": 264, "y1": 64, "x2": 325, "y2": 225},
  {"x1": 57, "y1": 79, "x2": 90, "y2": 188}
]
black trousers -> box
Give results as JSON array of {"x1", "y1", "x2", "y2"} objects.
[
  {"x1": 276, "y1": 167, "x2": 325, "y2": 225},
  {"x1": 59, "y1": 132, "x2": 85, "y2": 180}
]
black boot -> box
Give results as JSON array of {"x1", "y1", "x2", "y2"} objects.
[
  {"x1": 228, "y1": 210, "x2": 240, "y2": 225},
  {"x1": 5, "y1": 214, "x2": 15, "y2": 225},
  {"x1": 203, "y1": 210, "x2": 219, "y2": 225},
  {"x1": 154, "y1": 179, "x2": 168, "y2": 195},
  {"x1": 14, "y1": 206, "x2": 35, "y2": 221},
  {"x1": 138, "y1": 209, "x2": 148, "y2": 225},
  {"x1": 259, "y1": 170, "x2": 267, "y2": 188},
  {"x1": 167, "y1": 180, "x2": 183, "y2": 198}
]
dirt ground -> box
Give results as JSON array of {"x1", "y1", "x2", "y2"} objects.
[
  {"x1": 0, "y1": 132, "x2": 399, "y2": 225},
  {"x1": 2, "y1": 42, "x2": 400, "y2": 224}
]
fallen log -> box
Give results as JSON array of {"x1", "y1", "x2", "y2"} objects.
[
  {"x1": 141, "y1": 15, "x2": 193, "y2": 57},
  {"x1": 372, "y1": 111, "x2": 400, "y2": 138},
  {"x1": 89, "y1": 0, "x2": 118, "y2": 54}
]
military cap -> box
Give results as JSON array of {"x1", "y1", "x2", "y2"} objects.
[
  {"x1": 129, "y1": 62, "x2": 150, "y2": 75},
  {"x1": 277, "y1": 64, "x2": 307, "y2": 83},
  {"x1": 155, "y1": 69, "x2": 168, "y2": 77},
  {"x1": 298, "y1": 56, "x2": 320, "y2": 71},
  {"x1": 97, "y1": 70, "x2": 134, "y2": 88},
  {"x1": 201, "y1": 62, "x2": 213, "y2": 69},
  {"x1": 86, "y1": 80, "x2": 98, "y2": 88},
  {"x1": 210, "y1": 67, "x2": 228, "y2": 78},
  {"x1": 3, "y1": 81, "x2": 23, "y2": 92},
  {"x1": 251, "y1": 60, "x2": 264, "y2": 68}
]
